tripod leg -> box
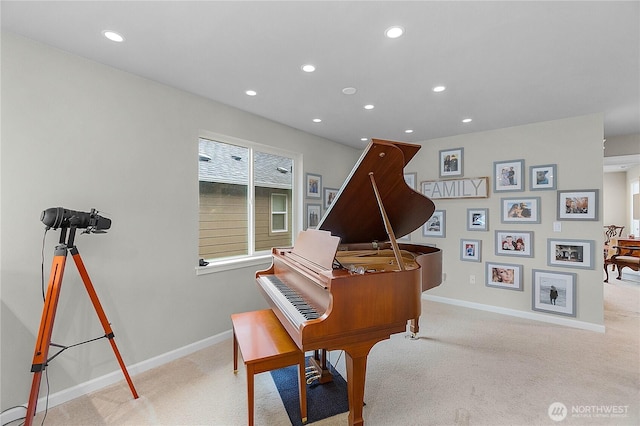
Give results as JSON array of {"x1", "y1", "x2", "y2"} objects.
[
  {"x1": 25, "y1": 245, "x2": 68, "y2": 426},
  {"x1": 70, "y1": 247, "x2": 139, "y2": 399}
]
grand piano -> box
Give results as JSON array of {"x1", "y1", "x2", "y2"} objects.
[{"x1": 256, "y1": 139, "x2": 442, "y2": 425}]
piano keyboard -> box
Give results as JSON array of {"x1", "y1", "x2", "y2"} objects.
[{"x1": 257, "y1": 274, "x2": 321, "y2": 327}]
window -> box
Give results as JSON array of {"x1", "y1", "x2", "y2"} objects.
[
  {"x1": 270, "y1": 193, "x2": 288, "y2": 233},
  {"x1": 198, "y1": 135, "x2": 297, "y2": 263}
]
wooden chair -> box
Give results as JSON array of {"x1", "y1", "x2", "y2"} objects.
[
  {"x1": 604, "y1": 225, "x2": 625, "y2": 245},
  {"x1": 604, "y1": 225, "x2": 625, "y2": 282},
  {"x1": 611, "y1": 239, "x2": 640, "y2": 280}
]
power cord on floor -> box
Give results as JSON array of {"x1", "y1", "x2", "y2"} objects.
[{"x1": 1, "y1": 405, "x2": 26, "y2": 426}]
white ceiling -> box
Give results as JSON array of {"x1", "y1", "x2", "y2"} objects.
[{"x1": 1, "y1": 1, "x2": 639, "y2": 152}]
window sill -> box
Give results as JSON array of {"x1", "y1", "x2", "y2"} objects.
[{"x1": 195, "y1": 254, "x2": 273, "y2": 275}]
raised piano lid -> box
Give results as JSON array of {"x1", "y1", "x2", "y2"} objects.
[{"x1": 317, "y1": 139, "x2": 435, "y2": 244}]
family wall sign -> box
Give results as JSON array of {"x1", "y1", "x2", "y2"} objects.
[{"x1": 421, "y1": 177, "x2": 489, "y2": 199}]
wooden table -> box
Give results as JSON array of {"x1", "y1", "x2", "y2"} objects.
[{"x1": 232, "y1": 309, "x2": 307, "y2": 425}]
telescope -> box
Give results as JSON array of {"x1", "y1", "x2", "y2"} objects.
[
  {"x1": 41, "y1": 207, "x2": 111, "y2": 232},
  {"x1": 26, "y1": 207, "x2": 135, "y2": 424}
]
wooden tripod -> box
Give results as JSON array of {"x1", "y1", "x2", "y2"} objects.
[{"x1": 25, "y1": 227, "x2": 138, "y2": 425}]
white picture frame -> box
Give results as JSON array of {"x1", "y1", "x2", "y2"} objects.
[
  {"x1": 467, "y1": 208, "x2": 489, "y2": 231},
  {"x1": 439, "y1": 148, "x2": 464, "y2": 178},
  {"x1": 404, "y1": 172, "x2": 417, "y2": 190},
  {"x1": 323, "y1": 187, "x2": 338, "y2": 209},
  {"x1": 547, "y1": 238, "x2": 595, "y2": 270},
  {"x1": 305, "y1": 203, "x2": 321, "y2": 229},
  {"x1": 422, "y1": 210, "x2": 446, "y2": 238},
  {"x1": 305, "y1": 173, "x2": 322, "y2": 199},
  {"x1": 557, "y1": 189, "x2": 599, "y2": 221},
  {"x1": 460, "y1": 239, "x2": 482, "y2": 262},
  {"x1": 495, "y1": 230, "x2": 534, "y2": 257},
  {"x1": 530, "y1": 164, "x2": 557, "y2": 190},
  {"x1": 486, "y1": 261, "x2": 524, "y2": 291},
  {"x1": 532, "y1": 269, "x2": 577, "y2": 317},
  {"x1": 494, "y1": 159, "x2": 524, "y2": 192},
  {"x1": 501, "y1": 197, "x2": 541, "y2": 224}
]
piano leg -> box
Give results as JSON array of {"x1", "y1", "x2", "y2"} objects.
[
  {"x1": 408, "y1": 318, "x2": 419, "y2": 337},
  {"x1": 344, "y1": 341, "x2": 377, "y2": 426}
]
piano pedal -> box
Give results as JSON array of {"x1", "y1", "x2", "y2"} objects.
[
  {"x1": 305, "y1": 365, "x2": 321, "y2": 384},
  {"x1": 306, "y1": 373, "x2": 322, "y2": 385}
]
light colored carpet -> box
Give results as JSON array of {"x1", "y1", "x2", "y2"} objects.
[{"x1": 19, "y1": 281, "x2": 639, "y2": 425}]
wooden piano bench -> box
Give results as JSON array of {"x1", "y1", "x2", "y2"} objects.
[{"x1": 231, "y1": 309, "x2": 307, "y2": 426}]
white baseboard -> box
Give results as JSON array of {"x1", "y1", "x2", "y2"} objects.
[
  {"x1": 1, "y1": 329, "x2": 232, "y2": 425},
  {"x1": 423, "y1": 294, "x2": 606, "y2": 333}
]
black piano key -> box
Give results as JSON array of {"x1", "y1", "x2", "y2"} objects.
[{"x1": 263, "y1": 274, "x2": 320, "y2": 319}]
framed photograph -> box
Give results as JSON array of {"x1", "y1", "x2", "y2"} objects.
[
  {"x1": 493, "y1": 159, "x2": 524, "y2": 192},
  {"x1": 439, "y1": 148, "x2": 463, "y2": 178},
  {"x1": 422, "y1": 210, "x2": 445, "y2": 238},
  {"x1": 547, "y1": 238, "x2": 595, "y2": 270},
  {"x1": 557, "y1": 189, "x2": 599, "y2": 221},
  {"x1": 460, "y1": 239, "x2": 482, "y2": 262},
  {"x1": 467, "y1": 208, "x2": 489, "y2": 231},
  {"x1": 500, "y1": 197, "x2": 541, "y2": 224},
  {"x1": 305, "y1": 203, "x2": 321, "y2": 229},
  {"x1": 532, "y1": 269, "x2": 576, "y2": 317},
  {"x1": 404, "y1": 172, "x2": 417, "y2": 190},
  {"x1": 495, "y1": 230, "x2": 534, "y2": 257},
  {"x1": 530, "y1": 164, "x2": 557, "y2": 190},
  {"x1": 305, "y1": 173, "x2": 322, "y2": 199},
  {"x1": 485, "y1": 261, "x2": 524, "y2": 291},
  {"x1": 323, "y1": 187, "x2": 338, "y2": 209}
]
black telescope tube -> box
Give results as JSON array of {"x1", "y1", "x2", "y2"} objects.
[{"x1": 41, "y1": 207, "x2": 111, "y2": 231}]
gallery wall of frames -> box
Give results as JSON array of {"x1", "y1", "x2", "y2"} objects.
[{"x1": 416, "y1": 147, "x2": 600, "y2": 319}]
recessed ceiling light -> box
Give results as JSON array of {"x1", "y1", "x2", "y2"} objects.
[
  {"x1": 404, "y1": 129, "x2": 414, "y2": 134},
  {"x1": 342, "y1": 87, "x2": 357, "y2": 95},
  {"x1": 462, "y1": 118, "x2": 473, "y2": 123},
  {"x1": 103, "y1": 30, "x2": 124, "y2": 42},
  {"x1": 312, "y1": 118, "x2": 322, "y2": 123},
  {"x1": 301, "y1": 64, "x2": 316, "y2": 73},
  {"x1": 385, "y1": 26, "x2": 404, "y2": 39},
  {"x1": 433, "y1": 86, "x2": 446, "y2": 93},
  {"x1": 364, "y1": 104, "x2": 375, "y2": 110},
  {"x1": 245, "y1": 90, "x2": 257, "y2": 96}
]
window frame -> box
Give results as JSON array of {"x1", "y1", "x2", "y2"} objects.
[
  {"x1": 197, "y1": 131, "x2": 302, "y2": 274},
  {"x1": 269, "y1": 193, "x2": 289, "y2": 234}
]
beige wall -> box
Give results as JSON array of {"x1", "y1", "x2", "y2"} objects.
[
  {"x1": 604, "y1": 172, "x2": 628, "y2": 229},
  {"x1": 409, "y1": 115, "x2": 605, "y2": 326},
  {"x1": 0, "y1": 32, "x2": 360, "y2": 411}
]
